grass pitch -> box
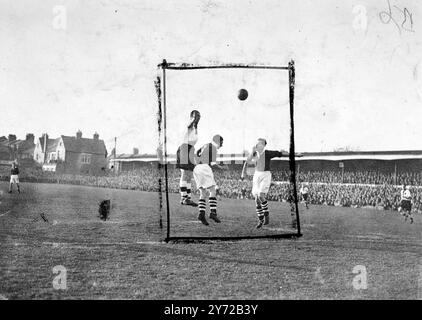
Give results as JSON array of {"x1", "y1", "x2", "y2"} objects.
[{"x1": 0, "y1": 182, "x2": 421, "y2": 299}]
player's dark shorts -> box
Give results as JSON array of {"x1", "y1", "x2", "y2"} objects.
[
  {"x1": 302, "y1": 193, "x2": 308, "y2": 201},
  {"x1": 176, "y1": 143, "x2": 196, "y2": 171},
  {"x1": 401, "y1": 200, "x2": 412, "y2": 212}
]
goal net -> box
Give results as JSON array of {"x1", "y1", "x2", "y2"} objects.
[{"x1": 155, "y1": 60, "x2": 301, "y2": 242}]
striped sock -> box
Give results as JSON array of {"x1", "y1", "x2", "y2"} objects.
[
  {"x1": 198, "y1": 198, "x2": 206, "y2": 215},
  {"x1": 261, "y1": 200, "x2": 269, "y2": 216},
  {"x1": 180, "y1": 181, "x2": 187, "y2": 202},
  {"x1": 186, "y1": 183, "x2": 192, "y2": 200},
  {"x1": 256, "y1": 204, "x2": 264, "y2": 221},
  {"x1": 209, "y1": 197, "x2": 217, "y2": 214}
]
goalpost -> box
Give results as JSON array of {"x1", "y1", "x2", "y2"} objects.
[{"x1": 155, "y1": 59, "x2": 301, "y2": 242}]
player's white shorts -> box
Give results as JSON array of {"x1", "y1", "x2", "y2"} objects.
[
  {"x1": 10, "y1": 175, "x2": 19, "y2": 184},
  {"x1": 252, "y1": 171, "x2": 272, "y2": 197},
  {"x1": 193, "y1": 164, "x2": 216, "y2": 189}
]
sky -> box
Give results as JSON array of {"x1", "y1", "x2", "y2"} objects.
[{"x1": 0, "y1": 0, "x2": 421, "y2": 154}]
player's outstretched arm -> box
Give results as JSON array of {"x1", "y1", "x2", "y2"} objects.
[
  {"x1": 187, "y1": 111, "x2": 200, "y2": 129},
  {"x1": 187, "y1": 117, "x2": 195, "y2": 129}
]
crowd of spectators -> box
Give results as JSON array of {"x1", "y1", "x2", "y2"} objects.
[
  {"x1": 273, "y1": 170, "x2": 422, "y2": 186},
  {"x1": 267, "y1": 182, "x2": 422, "y2": 212},
  {"x1": 1, "y1": 165, "x2": 422, "y2": 213}
]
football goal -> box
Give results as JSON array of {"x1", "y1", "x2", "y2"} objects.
[{"x1": 155, "y1": 60, "x2": 302, "y2": 242}]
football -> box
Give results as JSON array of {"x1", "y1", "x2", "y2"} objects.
[{"x1": 238, "y1": 88, "x2": 248, "y2": 101}]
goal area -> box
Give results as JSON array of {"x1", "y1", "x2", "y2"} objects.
[{"x1": 155, "y1": 60, "x2": 302, "y2": 242}]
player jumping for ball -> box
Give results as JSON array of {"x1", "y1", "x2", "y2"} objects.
[
  {"x1": 193, "y1": 134, "x2": 224, "y2": 226},
  {"x1": 241, "y1": 138, "x2": 294, "y2": 229},
  {"x1": 176, "y1": 110, "x2": 201, "y2": 206}
]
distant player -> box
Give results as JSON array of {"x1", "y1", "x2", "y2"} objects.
[
  {"x1": 9, "y1": 162, "x2": 21, "y2": 194},
  {"x1": 193, "y1": 134, "x2": 224, "y2": 226},
  {"x1": 300, "y1": 184, "x2": 309, "y2": 209},
  {"x1": 176, "y1": 110, "x2": 201, "y2": 206},
  {"x1": 240, "y1": 138, "x2": 292, "y2": 229},
  {"x1": 398, "y1": 185, "x2": 406, "y2": 215},
  {"x1": 241, "y1": 186, "x2": 247, "y2": 199},
  {"x1": 400, "y1": 185, "x2": 413, "y2": 223}
]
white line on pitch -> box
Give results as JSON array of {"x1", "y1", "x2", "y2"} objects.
[{"x1": 0, "y1": 210, "x2": 11, "y2": 217}]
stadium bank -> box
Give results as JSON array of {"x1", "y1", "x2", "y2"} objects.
[{"x1": 110, "y1": 150, "x2": 422, "y2": 175}]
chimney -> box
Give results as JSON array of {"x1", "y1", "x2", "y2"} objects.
[
  {"x1": 76, "y1": 130, "x2": 82, "y2": 139},
  {"x1": 133, "y1": 148, "x2": 139, "y2": 155},
  {"x1": 8, "y1": 134, "x2": 16, "y2": 143},
  {"x1": 42, "y1": 133, "x2": 48, "y2": 162},
  {"x1": 26, "y1": 133, "x2": 34, "y2": 143},
  {"x1": 93, "y1": 132, "x2": 99, "y2": 140}
]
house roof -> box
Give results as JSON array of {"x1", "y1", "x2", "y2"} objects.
[
  {"x1": 14, "y1": 140, "x2": 35, "y2": 153},
  {"x1": 38, "y1": 137, "x2": 56, "y2": 149},
  {"x1": 0, "y1": 136, "x2": 8, "y2": 145},
  {"x1": 9, "y1": 139, "x2": 21, "y2": 146},
  {"x1": 46, "y1": 138, "x2": 60, "y2": 153},
  {"x1": 0, "y1": 138, "x2": 34, "y2": 159},
  {"x1": 61, "y1": 136, "x2": 107, "y2": 155}
]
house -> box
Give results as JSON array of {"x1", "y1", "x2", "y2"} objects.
[
  {"x1": 34, "y1": 131, "x2": 108, "y2": 174},
  {"x1": 0, "y1": 143, "x2": 9, "y2": 161},
  {"x1": 34, "y1": 134, "x2": 58, "y2": 164},
  {"x1": 0, "y1": 134, "x2": 36, "y2": 164},
  {"x1": 14, "y1": 134, "x2": 36, "y2": 161},
  {"x1": 0, "y1": 135, "x2": 15, "y2": 161}
]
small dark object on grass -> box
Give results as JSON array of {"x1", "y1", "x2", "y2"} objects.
[
  {"x1": 99, "y1": 200, "x2": 111, "y2": 221},
  {"x1": 40, "y1": 212, "x2": 49, "y2": 223}
]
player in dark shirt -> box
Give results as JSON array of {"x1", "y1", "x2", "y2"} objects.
[
  {"x1": 192, "y1": 135, "x2": 224, "y2": 225},
  {"x1": 400, "y1": 185, "x2": 413, "y2": 223},
  {"x1": 241, "y1": 138, "x2": 301, "y2": 228},
  {"x1": 241, "y1": 186, "x2": 247, "y2": 199},
  {"x1": 9, "y1": 162, "x2": 21, "y2": 193},
  {"x1": 176, "y1": 110, "x2": 201, "y2": 207}
]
